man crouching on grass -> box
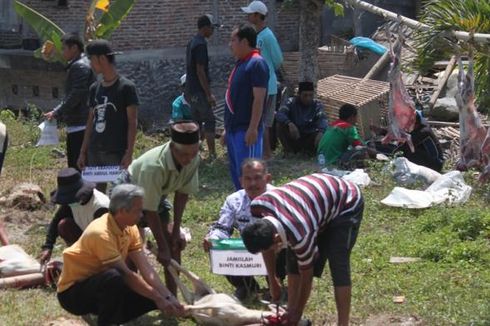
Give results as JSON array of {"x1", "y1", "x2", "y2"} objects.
[
  {"x1": 57, "y1": 184, "x2": 184, "y2": 325},
  {"x1": 242, "y1": 173, "x2": 364, "y2": 326}
]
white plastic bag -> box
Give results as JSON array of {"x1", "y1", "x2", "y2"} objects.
[
  {"x1": 390, "y1": 157, "x2": 441, "y2": 185},
  {"x1": 36, "y1": 120, "x2": 59, "y2": 146}
]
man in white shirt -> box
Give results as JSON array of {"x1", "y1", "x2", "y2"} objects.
[{"x1": 203, "y1": 158, "x2": 285, "y2": 300}]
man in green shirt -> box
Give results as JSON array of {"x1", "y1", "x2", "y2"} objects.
[
  {"x1": 318, "y1": 104, "x2": 372, "y2": 169},
  {"x1": 116, "y1": 121, "x2": 200, "y2": 294}
]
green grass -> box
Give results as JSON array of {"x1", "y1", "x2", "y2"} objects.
[{"x1": 0, "y1": 115, "x2": 489, "y2": 325}]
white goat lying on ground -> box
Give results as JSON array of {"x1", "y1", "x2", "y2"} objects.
[{"x1": 167, "y1": 260, "x2": 297, "y2": 326}]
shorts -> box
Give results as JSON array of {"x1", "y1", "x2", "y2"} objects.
[
  {"x1": 286, "y1": 199, "x2": 364, "y2": 287},
  {"x1": 188, "y1": 91, "x2": 216, "y2": 132},
  {"x1": 263, "y1": 94, "x2": 277, "y2": 128},
  {"x1": 87, "y1": 150, "x2": 124, "y2": 166},
  {"x1": 111, "y1": 170, "x2": 172, "y2": 225}
]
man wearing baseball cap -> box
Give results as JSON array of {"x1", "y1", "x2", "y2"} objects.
[
  {"x1": 242, "y1": 1, "x2": 283, "y2": 161},
  {"x1": 78, "y1": 40, "x2": 139, "y2": 193}
]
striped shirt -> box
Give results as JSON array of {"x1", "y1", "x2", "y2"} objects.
[{"x1": 250, "y1": 173, "x2": 362, "y2": 269}]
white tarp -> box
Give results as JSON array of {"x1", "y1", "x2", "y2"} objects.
[
  {"x1": 321, "y1": 168, "x2": 371, "y2": 187},
  {"x1": 389, "y1": 157, "x2": 442, "y2": 185},
  {"x1": 381, "y1": 170, "x2": 472, "y2": 208}
]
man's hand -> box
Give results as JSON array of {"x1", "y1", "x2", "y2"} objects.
[
  {"x1": 207, "y1": 94, "x2": 216, "y2": 107},
  {"x1": 44, "y1": 110, "x2": 55, "y2": 121},
  {"x1": 39, "y1": 249, "x2": 52, "y2": 265},
  {"x1": 120, "y1": 151, "x2": 132, "y2": 170},
  {"x1": 245, "y1": 127, "x2": 258, "y2": 146},
  {"x1": 77, "y1": 152, "x2": 87, "y2": 170},
  {"x1": 202, "y1": 237, "x2": 212, "y2": 252},
  {"x1": 288, "y1": 123, "x2": 300, "y2": 140},
  {"x1": 155, "y1": 295, "x2": 186, "y2": 317}
]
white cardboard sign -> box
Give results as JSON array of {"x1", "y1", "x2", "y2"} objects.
[
  {"x1": 82, "y1": 165, "x2": 121, "y2": 183},
  {"x1": 210, "y1": 249, "x2": 267, "y2": 276}
]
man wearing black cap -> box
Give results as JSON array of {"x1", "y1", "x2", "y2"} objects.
[
  {"x1": 77, "y1": 39, "x2": 139, "y2": 193},
  {"x1": 185, "y1": 14, "x2": 220, "y2": 159},
  {"x1": 275, "y1": 81, "x2": 328, "y2": 156},
  {"x1": 116, "y1": 121, "x2": 200, "y2": 294},
  {"x1": 39, "y1": 168, "x2": 109, "y2": 265}
]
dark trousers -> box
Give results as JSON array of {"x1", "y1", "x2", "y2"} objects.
[
  {"x1": 0, "y1": 134, "x2": 8, "y2": 176},
  {"x1": 58, "y1": 268, "x2": 156, "y2": 326},
  {"x1": 66, "y1": 130, "x2": 85, "y2": 171},
  {"x1": 276, "y1": 123, "x2": 320, "y2": 155}
]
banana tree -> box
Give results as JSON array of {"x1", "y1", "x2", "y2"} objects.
[
  {"x1": 14, "y1": 0, "x2": 135, "y2": 64},
  {"x1": 414, "y1": 0, "x2": 490, "y2": 110}
]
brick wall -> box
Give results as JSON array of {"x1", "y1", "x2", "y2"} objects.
[{"x1": 8, "y1": 0, "x2": 299, "y2": 51}]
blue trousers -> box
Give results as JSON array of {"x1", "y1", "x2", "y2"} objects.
[{"x1": 226, "y1": 128, "x2": 263, "y2": 190}]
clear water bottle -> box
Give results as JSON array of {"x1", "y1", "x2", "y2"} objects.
[{"x1": 317, "y1": 153, "x2": 325, "y2": 170}]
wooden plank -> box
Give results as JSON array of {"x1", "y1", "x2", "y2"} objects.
[{"x1": 429, "y1": 56, "x2": 457, "y2": 109}]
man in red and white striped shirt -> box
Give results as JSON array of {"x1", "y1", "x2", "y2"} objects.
[{"x1": 242, "y1": 173, "x2": 364, "y2": 326}]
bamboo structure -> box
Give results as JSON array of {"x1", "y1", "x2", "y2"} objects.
[{"x1": 344, "y1": 0, "x2": 490, "y2": 44}]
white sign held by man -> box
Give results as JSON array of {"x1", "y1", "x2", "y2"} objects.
[
  {"x1": 209, "y1": 239, "x2": 267, "y2": 276},
  {"x1": 82, "y1": 165, "x2": 121, "y2": 183}
]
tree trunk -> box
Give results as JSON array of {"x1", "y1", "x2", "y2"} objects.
[{"x1": 299, "y1": 0, "x2": 323, "y2": 84}]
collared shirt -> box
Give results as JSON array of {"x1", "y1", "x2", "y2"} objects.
[
  {"x1": 276, "y1": 97, "x2": 328, "y2": 134},
  {"x1": 57, "y1": 213, "x2": 142, "y2": 293},
  {"x1": 128, "y1": 142, "x2": 200, "y2": 211},
  {"x1": 251, "y1": 173, "x2": 362, "y2": 270},
  {"x1": 224, "y1": 50, "x2": 269, "y2": 132},
  {"x1": 257, "y1": 27, "x2": 283, "y2": 95},
  {"x1": 207, "y1": 184, "x2": 275, "y2": 239}
]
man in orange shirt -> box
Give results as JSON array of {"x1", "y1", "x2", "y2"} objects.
[{"x1": 57, "y1": 184, "x2": 184, "y2": 325}]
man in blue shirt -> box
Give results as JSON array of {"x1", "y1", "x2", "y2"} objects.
[
  {"x1": 224, "y1": 23, "x2": 269, "y2": 190},
  {"x1": 242, "y1": 1, "x2": 283, "y2": 160}
]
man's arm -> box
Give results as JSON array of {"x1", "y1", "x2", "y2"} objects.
[
  {"x1": 270, "y1": 37, "x2": 283, "y2": 70},
  {"x1": 108, "y1": 257, "x2": 183, "y2": 316},
  {"x1": 121, "y1": 105, "x2": 138, "y2": 169},
  {"x1": 313, "y1": 102, "x2": 328, "y2": 132},
  {"x1": 145, "y1": 210, "x2": 171, "y2": 265},
  {"x1": 245, "y1": 87, "x2": 267, "y2": 146},
  {"x1": 203, "y1": 196, "x2": 237, "y2": 251},
  {"x1": 171, "y1": 192, "x2": 189, "y2": 250},
  {"x1": 262, "y1": 248, "x2": 282, "y2": 302},
  {"x1": 46, "y1": 64, "x2": 92, "y2": 120},
  {"x1": 196, "y1": 64, "x2": 215, "y2": 106},
  {"x1": 77, "y1": 109, "x2": 94, "y2": 170}
]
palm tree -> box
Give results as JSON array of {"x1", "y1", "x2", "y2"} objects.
[{"x1": 415, "y1": 0, "x2": 490, "y2": 110}]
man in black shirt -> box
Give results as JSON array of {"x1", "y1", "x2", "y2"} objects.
[
  {"x1": 44, "y1": 33, "x2": 95, "y2": 170},
  {"x1": 185, "y1": 15, "x2": 220, "y2": 159},
  {"x1": 78, "y1": 40, "x2": 139, "y2": 192}
]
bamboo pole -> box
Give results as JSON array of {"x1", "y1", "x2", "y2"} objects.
[
  {"x1": 344, "y1": 0, "x2": 490, "y2": 44},
  {"x1": 428, "y1": 55, "x2": 457, "y2": 109},
  {"x1": 363, "y1": 40, "x2": 400, "y2": 81}
]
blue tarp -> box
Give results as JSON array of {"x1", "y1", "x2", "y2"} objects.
[{"x1": 350, "y1": 37, "x2": 387, "y2": 56}]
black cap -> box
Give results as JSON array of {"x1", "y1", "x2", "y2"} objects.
[
  {"x1": 198, "y1": 14, "x2": 222, "y2": 29},
  {"x1": 85, "y1": 39, "x2": 122, "y2": 56},
  {"x1": 51, "y1": 168, "x2": 95, "y2": 205},
  {"x1": 298, "y1": 81, "x2": 314, "y2": 93}
]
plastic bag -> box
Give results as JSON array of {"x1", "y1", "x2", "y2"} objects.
[{"x1": 389, "y1": 157, "x2": 441, "y2": 186}]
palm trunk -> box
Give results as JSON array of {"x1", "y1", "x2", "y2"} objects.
[{"x1": 299, "y1": 0, "x2": 323, "y2": 84}]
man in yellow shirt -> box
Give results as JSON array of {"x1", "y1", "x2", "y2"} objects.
[{"x1": 57, "y1": 184, "x2": 184, "y2": 325}]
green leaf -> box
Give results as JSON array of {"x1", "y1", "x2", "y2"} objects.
[
  {"x1": 95, "y1": 0, "x2": 135, "y2": 39},
  {"x1": 14, "y1": 1, "x2": 64, "y2": 44},
  {"x1": 333, "y1": 3, "x2": 344, "y2": 16},
  {"x1": 14, "y1": 1, "x2": 65, "y2": 63}
]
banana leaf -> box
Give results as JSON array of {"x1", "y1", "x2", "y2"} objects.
[
  {"x1": 14, "y1": 1, "x2": 65, "y2": 63},
  {"x1": 95, "y1": 0, "x2": 135, "y2": 39}
]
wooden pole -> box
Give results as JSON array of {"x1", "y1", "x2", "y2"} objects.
[
  {"x1": 428, "y1": 55, "x2": 457, "y2": 109},
  {"x1": 344, "y1": 0, "x2": 490, "y2": 44},
  {"x1": 363, "y1": 40, "x2": 400, "y2": 81}
]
